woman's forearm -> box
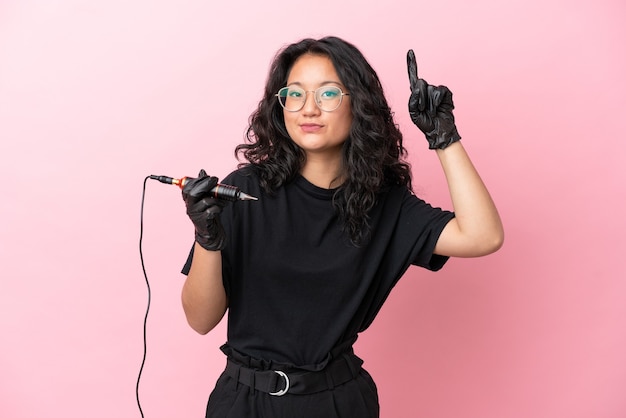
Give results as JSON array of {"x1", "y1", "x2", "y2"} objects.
[
  {"x1": 434, "y1": 141, "x2": 504, "y2": 257},
  {"x1": 181, "y1": 242, "x2": 228, "y2": 334}
]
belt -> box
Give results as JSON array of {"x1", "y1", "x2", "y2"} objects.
[{"x1": 224, "y1": 352, "x2": 363, "y2": 396}]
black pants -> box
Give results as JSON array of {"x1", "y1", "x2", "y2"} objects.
[{"x1": 205, "y1": 352, "x2": 379, "y2": 418}]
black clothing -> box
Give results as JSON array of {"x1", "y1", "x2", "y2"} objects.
[
  {"x1": 206, "y1": 352, "x2": 380, "y2": 418},
  {"x1": 182, "y1": 166, "x2": 454, "y2": 415},
  {"x1": 223, "y1": 345, "x2": 364, "y2": 396}
]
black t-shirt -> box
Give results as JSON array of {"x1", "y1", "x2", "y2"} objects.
[{"x1": 182, "y1": 166, "x2": 454, "y2": 369}]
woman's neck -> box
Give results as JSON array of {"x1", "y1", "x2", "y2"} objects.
[{"x1": 300, "y1": 154, "x2": 344, "y2": 189}]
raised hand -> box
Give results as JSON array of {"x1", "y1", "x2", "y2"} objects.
[{"x1": 407, "y1": 49, "x2": 461, "y2": 149}]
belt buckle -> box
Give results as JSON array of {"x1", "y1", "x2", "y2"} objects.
[{"x1": 269, "y1": 370, "x2": 290, "y2": 396}]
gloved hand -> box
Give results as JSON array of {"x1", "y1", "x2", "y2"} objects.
[
  {"x1": 181, "y1": 169, "x2": 227, "y2": 251},
  {"x1": 407, "y1": 49, "x2": 461, "y2": 149}
]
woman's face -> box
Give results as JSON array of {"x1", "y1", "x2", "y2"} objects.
[{"x1": 282, "y1": 53, "x2": 353, "y2": 160}]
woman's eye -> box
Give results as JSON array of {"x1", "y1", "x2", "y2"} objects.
[{"x1": 320, "y1": 89, "x2": 339, "y2": 99}]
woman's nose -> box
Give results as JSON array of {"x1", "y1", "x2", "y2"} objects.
[{"x1": 301, "y1": 91, "x2": 321, "y2": 115}]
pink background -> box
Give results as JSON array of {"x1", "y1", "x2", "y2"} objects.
[{"x1": 1, "y1": 1, "x2": 625, "y2": 417}]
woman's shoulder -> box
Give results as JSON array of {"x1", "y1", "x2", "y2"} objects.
[{"x1": 222, "y1": 164, "x2": 261, "y2": 189}]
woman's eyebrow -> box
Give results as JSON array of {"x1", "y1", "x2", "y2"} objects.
[{"x1": 286, "y1": 80, "x2": 344, "y2": 87}]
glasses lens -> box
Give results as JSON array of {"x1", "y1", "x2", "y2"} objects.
[
  {"x1": 277, "y1": 86, "x2": 305, "y2": 111},
  {"x1": 315, "y1": 86, "x2": 343, "y2": 111},
  {"x1": 276, "y1": 86, "x2": 345, "y2": 112}
]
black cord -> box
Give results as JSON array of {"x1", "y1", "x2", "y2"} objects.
[{"x1": 136, "y1": 175, "x2": 151, "y2": 418}]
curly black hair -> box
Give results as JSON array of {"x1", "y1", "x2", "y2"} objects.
[{"x1": 236, "y1": 36, "x2": 412, "y2": 246}]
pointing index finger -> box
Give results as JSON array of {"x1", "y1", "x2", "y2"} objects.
[{"x1": 407, "y1": 49, "x2": 419, "y2": 91}]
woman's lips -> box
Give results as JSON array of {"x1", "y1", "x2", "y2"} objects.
[{"x1": 300, "y1": 123, "x2": 323, "y2": 133}]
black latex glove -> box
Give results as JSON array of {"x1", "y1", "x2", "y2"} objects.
[
  {"x1": 181, "y1": 169, "x2": 227, "y2": 251},
  {"x1": 407, "y1": 49, "x2": 461, "y2": 150}
]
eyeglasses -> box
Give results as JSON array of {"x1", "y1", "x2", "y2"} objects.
[{"x1": 276, "y1": 86, "x2": 350, "y2": 112}]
